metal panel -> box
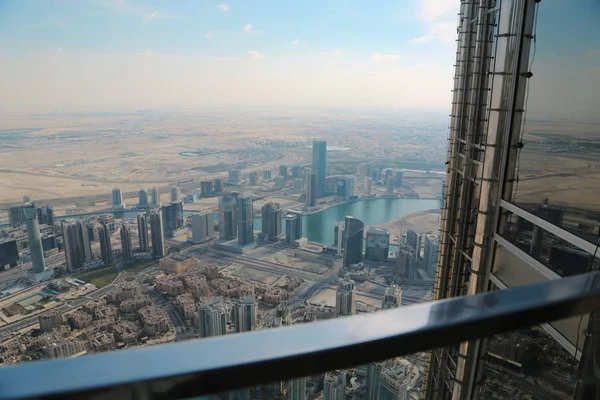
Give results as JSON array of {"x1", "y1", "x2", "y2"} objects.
[{"x1": 2, "y1": 273, "x2": 600, "y2": 400}]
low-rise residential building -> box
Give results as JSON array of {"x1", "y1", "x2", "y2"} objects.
[
  {"x1": 183, "y1": 275, "x2": 210, "y2": 299},
  {"x1": 174, "y1": 294, "x2": 196, "y2": 321},
  {"x1": 68, "y1": 311, "x2": 93, "y2": 330},
  {"x1": 113, "y1": 321, "x2": 141, "y2": 346},
  {"x1": 39, "y1": 310, "x2": 64, "y2": 333},
  {"x1": 121, "y1": 282, "x2": 141, "y2": 300},
  {"x1": 91, "y1": 332, "x2": 115, "y2": 352},
  {"x1": 119, "y1": 296, "x2": 151, "y2": 313},
  {"x1": 138, "y1": 306, "x2": 169, "y2": 336},
  {"x1": 93, "y1": 306, "x2": 116, "y2": 322},
  {"x1": 156, "y1": 276, "x2": 185, "y2": 296},
  {"x1": 159, "y1": 254, "x2": 196, "y2": 274}
]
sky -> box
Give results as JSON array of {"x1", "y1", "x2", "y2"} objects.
[{"x1": 0, "y1": 0, "x2": 460, "y2": 113}]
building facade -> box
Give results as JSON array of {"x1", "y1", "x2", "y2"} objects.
[
  {"x1": 197, "y1": 297, "x2": 228, "y2": 338},
  {"x1": 233, "y1": 295, "x2": 257, "y2": 333},
  {"x1": 137, "y1": 189, "x2": 149, "y2": 209},
  {"x1": 236, "y1": 192, "x2": 254, "y2": 245},
  {"x1": 24, "y1": 206, "x2": 45, "y2": 273},
  {"x1": 343, "y1": 216, "x2": 364, "y2": 267},
  {"x1": 191, "y1": 211, "x2": 215, "y2": 243},
  {"x1": 381, "y1": 284, "x2": 402, "y2": 310},
  {"x1": 365, "y1": 227, "x2": 390, "y2": 261},
  {"x1": 112, "y1": 188, "x2": 124, "y2": 209},
  {"x1": 98, "y1": 224, "x2": 113, "y2": 265},
  {"x1": 305, "y1": 172, "x2": 317, "y2": 207},
  {"x1": 261, "y1": 202, "x2": 282, "y2": 242},
  {"x1": 137, "y1": 213, "x2": 149, "y2": 253},
  {"x1": 335, "y1": 275, "x2": 355, "y2": 317},
  {"x1": 120, "y1": 225, "x2": 132, "y2": 261},
  {"x1": 285, "y1": 213, "x2": 302, "y2": 244},
  {"x1": 219, "y1": 192, "x2": 238, "y2": 240},
  {"x1": 312, "y1": 140, "x2": 327, "y2": 197},
  {"x1": 150, "y1": 210, "x2": 165, "y2": 258}
]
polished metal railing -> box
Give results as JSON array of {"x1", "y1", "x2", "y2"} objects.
[{"x1": 2, "y1": 272, "x2": 600, "y2": 400}]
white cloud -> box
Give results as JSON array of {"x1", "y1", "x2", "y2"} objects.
[
  {"x1": 418, "y1": 0, "x2": 459, "y2": 47},
  {"x1": 245, "y1": 50, "x2": 264, "y2": 60},
  {"x1": 320, "y1": 50, "x2": 342, "y2": 56},
  {"x1": 143, "y1": 11, "x2": 160, "y2": 22},
  {"x1": 410, "y1": 35, "x2": 435, "y2": 43},
  {"x1": 332, "y1": 50, "x2": 342, "y2": 56},
  {"x1": 371, "y1": 53, "x2": 401, "y2": 63},
  {"x1": 242, "y1": 24, "x2": 252, "y2": 33},
  {"x1": 204, "y1": 32, "x2": 218, "y2": 39},
  {"x1": 419, "y1": 0, "x2": 459, "y2": 22},
  {"x1": 292, "y1": 39, "x2": 308, "y2": 45},
  {"x1": 217, "y1": 3, "x2": 229, "y2": 12}
]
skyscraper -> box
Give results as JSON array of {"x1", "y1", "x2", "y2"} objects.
[
  {"x1": 385, "y1": 176, "x2": 394, "y2": 195},
  {"x1": 262, "y1": 170, "x2": 272, "y2": 180},
  {"x1": 288, "y1": 377, "x2": 307, "y2": 400},
  {"x1": 150, "y1": 210, "x2": 165, "y2": 258},
  {"x1": 24, "y1": 206, "x2": 45, "y2": 273},
  {"x1": 161, "y1": 202, "x2": 184, "y2": 236},
  {"x1": 9, "y1": 205, "x2": 27, "y2": 227},
  {"x1": 219, "y1": 192, "x2": 238, "y2": 240},
  {"x1": 61, "y1": 220, "x2": 85, "y2": 271},
  {"x1": 305, "y1": 172, "x2": 317, "y2": 207},
  {"x1": 279, "y1": 165, "x2": 287, "y2": 178},
  {"x1": 197, "y1": 297, "x2": 227, "y2": 338},
  {"x1": 36, "y1": 206, "x2": 54, "y2": 226},
  {"x1": 336, "y1": 275, "x2": 355, "y2": 317},
  {"x1": 366, "y1": 363, "x2": 383, "y2": 400},
  {"x1": 120, "y1": 225, "x2": 132, "y2": 261},
  {"x1": 137, "y1": 213, "x2": 149, "y2": 253},
  {"x1": 343, "y1": 216, "x2": 364, "y2": 267},
  {"x1": 323, "y1": 371, "x2": 346, "y2": 400},
  {"x1": 201, "y1": 180, "x2": 213, "y2": 196},
  {"x1": 77, "y1": 219, "x2": 92, "y2": 262},
  {"x1": 98, "y1": 224, "x2": 113, "y2": 265},
  {"x1": 285, "y1": 213, "x2": 302, "y2": 244},
  {"x1": 137, "y1": 189, "x2": 149, "y2": 209},
  {"x1": 212, "y1": 178, "x2": 223, "y2": 193},
  {"x1": 423, "y1": 234, "x2": 439, "y2": 276},
  {"x1": 312, "y1": 140, "x2": 327, "y2": 197},
  {"x1": 364, "y1": 227, "x2": 390, "y2": 261},
  {"x1": 379, "y1": 363, "x2": 414, "y2": 400},
  {"x1": 150, "y1": 187, "x2": 160, "y2": 206},
  {"x1": 233, "y1": 295, "x2": 257, "y2": 333},
  {"x1": 364, "y1": 177, "x2": 372, "y2": 196},
  {"x1": 236, "y1": 192, "x2": 254, "y2": 245},
  {"x1": 191, "y1": 211, "x2": 215, "y2": 243},
  {"x1": 229, "y1": 169, "x2": 241, "y2": 184},
  {"x1": 381, "y1": 285, "x2": 402, "y2": 309},
  {"x1": 404, "y1": 229, "x2": 421, "y2": 261},
  {"x1": 170, "y1": 187, "x2": 181, "y2": 202},
  {"x1": 261, "y1": 202, "x2": 282, "y2": 242},
  {"x1": 112, "y1": 188, "x2": 125, "y2": 209}
]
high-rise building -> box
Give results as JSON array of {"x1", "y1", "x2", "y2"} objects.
[
  {"x1": 150, "y1": 187, "x2": 160, "y2": 206},
  {"x1": 423, "y1": 234, "x2": 439, "y2": 275},
  {"x1": 291, "y1": 165, "x2": 301, "y2": 178},
  {"x1": 197, "y1": 297, "x2": 227, "y2": 338},
  {"x1": 285, "y1": 213, "x2": 302, "y2": 244},
  {"x1": 9, "y1": 205, "x2": 27, "y2": 227},
  {"x1": 261, "y1": 202, "x2": 282, "y2": 242},
  {"x1": 366, "y1": 363, "x2": 383, "y2": 400},
  {"x1": 394, "y1": 172, "x2": 404, "y2": 187},
  {"x1": 36, "y1": 206, "x2": 54, "y2": 226},
  {"x1": 98, "y1": 224, "x2": 113, "y2": 265},
  {"x1": 364, "y1": 177, "x2": 372, "y2": 195},
  {"x1": 170, "y1": 187, "x2": 181, "y2": 202},
  {"x1": 381, "y1": 285, "x2": 402, "y2": 309},
  {"x1": 161, "y1": 202, "x2": 184, "y2": 236},
  {"x1": 229, "y1": 169, "x2": 241, "y2": 184},
  {"x1": 61, "y1": 221, "x2": 80, "y2": 271},
  {"x1": 77, "y1": 219, "x2": 92, "y2": 262},
  {"x1": 248, "y1": 172, "x2": 258, "y2": 186},
  {"x1": 219, "y1": 192, "x2": 238, "y2": 240},
  {"x1": 233, "y1": 295, "x2": 257, "y2": 333},
  {"x1": 404, "y1": 229, "x2": 421, "y2": 261},
  {"x1": 150, "y1": 210, "x2": 165, "y2": 258},
  {"x1": 365, "y1": 227, "x2": 390, "y2": 261},
  {"x1": 288, "y1": 377, "x2": 307, "y2": 400},
  {"x1": 379, "y1": 363, "x2": 414, "y2": 400},
  {"x1": 279, "y1": 165, "x2": 287, "y2": 178},
  {"x1": 333, "y1": 222, "x2": 344, "y2": 256},
  {"x1": 112, "y1": 188, "x2": 125, "y2": 209},
  {"x1": 212, "y1": 178, "x2": 223, "y2": 193},
  {"x1": 120, "y1": 225, "x2": 132, "y2": 261},
  {"x1": 274, "y1": 176, "x2": 285, "y2": 190},
  {"x1": 343, "y1": 216, "x2": 364, "y2": 267},
  {"x1": 336, "y1": 176, "x2": 354, "y2": 199},
  {"x1": 323, "y1": 371, "x2": 346, "y2": 400},
  {"x1": 137, "y1": 189, "x2": 149, "y2": 209},
  {"x1": 24, "y1": 207, "x2": 45, "y2": 273},
  {"x1": 384, "y1": 168, "x2": 394, "y2": 181},
  {"x1": 191, "y1": 211, "x2": 215, "y2": 243},
  {"x1": 262, "y1": 170, "x2": 272, "y2": 180},
  {"x1": 336, "y1": 275, "x2": 355, "y2": 316},
  {"x1": 293, "y1": 178, "x2": 303, "y2": 194},
  {"x1": 137, "y1": 213, "x2": 149, "y2": 253},
  {"x1": 312, "y1": 140, "x2": 327, "y2": 197},
  {"x1": 201, "y1": 180, "x2": 213, "y2": 196},
  {"x1": 397, "y1": 244, "x2": 415, "y2": 281},
  {"x1": 236, "y1": 192, "x2": 254, "y2": 245},
  {"x1": 305, "y1": 172, "x2": 317, "y2": 207},
  {"x1": 385, "y1": 176, "x2": 394, "y2": 195}
]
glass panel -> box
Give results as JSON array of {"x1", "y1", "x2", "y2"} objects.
[
  {"x1": 499, "y1": 209, "x2": 600, "y2": 277},
  {"x1": 508, "y1": 0, "x2": 600, "y2": 243}
]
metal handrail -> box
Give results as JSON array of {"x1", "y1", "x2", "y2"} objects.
[{"x1": 2, "y1": 272, "x2": 600, "y2": 400}]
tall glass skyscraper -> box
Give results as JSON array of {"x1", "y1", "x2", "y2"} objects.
[
  {"x1": 312, "y1": 140, "x2": 327, "y2": 197},
  {"x1": 24, "y1": 206, "x2": 45, "y2": 273},
  {"x1": 236, "y1": 192, "x2": 254, "y2": 245},
  {"x1": 342, "y1": 216, "x2": 364, "y2": 268}
]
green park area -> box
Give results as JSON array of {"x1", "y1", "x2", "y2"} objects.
[{"x1": 75, "y1": 266, "x2": 118, "y2": 288}]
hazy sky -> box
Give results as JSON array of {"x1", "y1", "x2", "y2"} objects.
[{"x1": 0, "y1": 0, "x2": 459, "y2": 113}]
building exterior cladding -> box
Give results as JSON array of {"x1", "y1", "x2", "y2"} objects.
[
  {"x1": 150, "y1": 210, "x2": 165, "y2": 258},
  {"x1": 285, "y1": 213, "x2": 302, "y2": 244},
  {"x1": 343, "y1": 216, "x2": 364, "y2": 267},
  {"x1": 305, "y1": 172, "x2": 317, "y2": 207},
  {"x1": 365, "y1": 227, "x2": 390, "y2": 261},
  {"x1": 162, "y1": 202, "x2": 184, "y2": 234},
  {"x1": 61, "y1": 220, "x2": 86, "y2": 271},
  {"x1": 219, "y1": 192, "x2": 238, "y2": 240},
  {"x1": 39, "y1": 311, "x2": 63, "y2": 333},
  {"x1": 233, "y1": 295, "x2": 257, "y2": 333},
  {"x1": 78, "y1": 219, "x2": 92, "y2": 263},
  {"x1": 9, "y1": 205, "x2": 27, "y2": 227},
  {"x1": 312, "y1": 140, "x2": 327, "y2": 197},
  {"x1": 137, "y1": 213, "x2": 149, "y2": 253},
  {"x1": 335, "y1": 275, "x2": 355, "y2": 317},
  {"x1": 228, "y1": 169, "x2": 241, "y2": 184},
  {"x1": 288, "y1": 377, "x2": 307, "y2": 400},
  {"x1": 366, "y1": 363, "x2": 383, "y2": 400},
  {"x1": 24, "y1": 206, "x2": 45, "y2": 273},
  {"x1": 120, "y1": 225, "x2": 133, "y2": 261},
  {"x1": 385, "y1": 176, "x2": 395, "y2": 195},
  {"x1": 198, "y1": 297, "x2": 227, "y2": 338},
  {"x1": 423, "y1": 1, "x2": 600, "y2": 399},
  {"x1": 150, "y1": 187, "x2": 160, "y2": 206},
  {"x1": 98, "y1": 224, "x2": 113, "y2": 265},
  {"x1": 323, "y1": 371, "x2": 346, "y2": 400},
  {"x1": 36, "y1": 206, "x2": 54, "y2": 226},
  {"x1": 422, "y1": 234, "x2": 439, "y2": 276},
  {"x1": 191, "y1": 211, "x2": 214, "y2": 243},
  {"x1": 170, "y1": 187, "x2": 181, "y2": 202},
  {"x1": 261, "y1": 202, "x2": 282, "y2": 242},
  {"x1": 236, "y1": 192, "x2": 254, "y2": 245},
  {"x1": 112, "y1": 188, "x2": 124, "y2": 209},
  {"x1": 381, "y1": 284, "x2": 402, "y2": 310},
  {"x1": 404, "y1": 229, "x2": 421, "y2": 261},
  {"x1": 137, "y1": 189, "x2": 149, "y2": 208}
]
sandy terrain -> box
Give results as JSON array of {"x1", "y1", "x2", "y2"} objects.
[{"x1": 376, "y1": 210, "x2": 441, "y2": 239}]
